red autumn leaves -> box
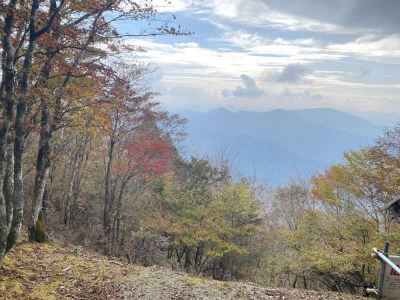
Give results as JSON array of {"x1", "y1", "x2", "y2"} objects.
[{"x1": 118, "y1": 131, "x2": 173, "y2": 179}]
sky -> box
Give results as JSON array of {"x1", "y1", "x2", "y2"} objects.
[{"x1": 120, "y1": 0, "x2": 400, "y2": 125}]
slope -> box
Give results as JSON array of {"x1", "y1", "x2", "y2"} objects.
[{"x1": 0, "y1": 242, "x2": 366, "y2": 300}]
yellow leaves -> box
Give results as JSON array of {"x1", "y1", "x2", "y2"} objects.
[
  {"x1": 312, "y1": 162, "x2": 365, "y2": 208},
  {"x1": 0, "y1": 279, "x2": 25, "y2": 299},
  {"x1": 275, "y1": 129, "x2": 400, "y2": 286},
  {"x1": 345, "y1": 148, "x2": 400, "y2": 197},
  {"x1": 30, "y1": 281, "x2": 61, "y2": 300},
  {"x1": 312, "y1": 174, "x2": 341, "y2": 206},
  {"x1": 153, "y1": 176, "x2": 263, "y2": 261},
  {"x1": 65, "y1": 77, "x2": 99, "y2": 99},
  {"x1": 284, "y1": 206, "x2": 381, "y2": 281}
]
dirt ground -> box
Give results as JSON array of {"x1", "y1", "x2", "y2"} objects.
[
  {"x1": 0, "y1": 242, "x2": 367, "y2": 300},
  {"x1": 122, "y1": 266, "x2": 367, "y2": 300}
]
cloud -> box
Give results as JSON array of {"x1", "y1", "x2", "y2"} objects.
[
  {"x1": 159, "y1": 86, "x2": 221, "y2": 111},
  {"x1": 223, "y1": 75, "x2": 264, "y2": 98},
  {"x1": 148, "y1": 0, "x2": 191, "y2": 12},
  {"x1": 221, "y1": 88, "x2": 330, "y2": 112},
  {"x1": 263, "y1": 0, "x2": 400, "y2": 34},
  {"x1": 328, "y1": 34, "x2": 400, "y2": 59},
  {"x1": 198, "y1": 0, "x2": 346, "y2": 33},
  {"x1": 225, "y1": 32, "x2": 345, "y2": 63},
  {"x1": 266, "y1": 64, "x2": 312, "y2": 84},
  {"x1": 124, "y1": 38, "x2": 335, "y2": 80},
  {"x1": 195, "y1": 0, "x2": 400, "y2": 34},
  {"x1": 118, "y1": 2, "x2": 400, "y2": 121}
]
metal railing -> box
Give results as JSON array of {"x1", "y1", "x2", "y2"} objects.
[{"x1": 367, "y1": 242, "x2": 400, "y2": 298}]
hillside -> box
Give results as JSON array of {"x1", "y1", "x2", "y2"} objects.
[
  {"x1": 180, "y1": 108, "x2": 384, "y2": 185},
  {"x1": 0, "y1": 242, "x2": 366, "y2": 300}
]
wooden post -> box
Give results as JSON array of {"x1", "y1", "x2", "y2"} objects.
[{"x1": 378, "y1": 242, "x2": 390, "y2": 299}]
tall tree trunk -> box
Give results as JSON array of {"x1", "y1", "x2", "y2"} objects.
[
  {"x1": 10, "y1": 102, "x2": 27, "y2": 250},
  {"x1": 4, "y1": 141, "x2": 14, "y2": 234},
  {"x1": 0, "y1": 0, "x2": 18, "y2": 262},
  {"x1": 29, "y1": 0, "x2": 60, "y2": 242},
  {"x1": 110, "y1": 176, "x2": 130, "y2": 256},
  {"x1": 62, "y1": 135, "x2": 88, "y2": 227},
  {"x1": 64, "y1": 145, "x2": 79, "y2": 226},
  {"x1": 29, "y1": 82, "x2": 51, "y2": 241},
  {"x1": 103, "y1": 138, "x2": 115, "y2": 253},
  {"x1": 9, "y1": 0, "x2": 40, "y2": 252},
  {"x1": 1, "y1": 123, "x2": 14, "y2": 254}
]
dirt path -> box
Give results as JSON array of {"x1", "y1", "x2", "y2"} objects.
[
  {"x1": 121, "y1": 266, "x2": 365, "y2": 300},
  {"x1": 0, "y1": 242, "x2": 366, "y2": 300}
]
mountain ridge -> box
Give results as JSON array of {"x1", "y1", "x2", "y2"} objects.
[{"x1": 179, "y1": 108, "x2": 383, "y2": 185}]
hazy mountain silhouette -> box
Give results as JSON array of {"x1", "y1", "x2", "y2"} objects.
[{"x1": 179, "y1": 108, "x2": 384, "y2": 185}]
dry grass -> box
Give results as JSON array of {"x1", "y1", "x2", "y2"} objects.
[
  {"x1": 0, "y1": 242, "x2": 132, "y2": 299},
  {"x1": 0, "y1": 242, "x2": 368, "y2": 300}
]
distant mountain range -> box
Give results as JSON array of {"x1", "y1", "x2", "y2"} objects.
[{"x1": 179, "y1": 108, "x2": 385, "y2": 186}]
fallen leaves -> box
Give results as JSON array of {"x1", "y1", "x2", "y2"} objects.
[
  {"x1": 0, "y1": 242, "x2": 131, "y2": 299},
  {"x1": 0, "y1": 242, "x2": 367, "y2": 300}
]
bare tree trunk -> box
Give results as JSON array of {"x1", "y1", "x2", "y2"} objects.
[
  {"x1": 64, "y1": 143, "x2": 79, "y2": 226},
  {"x1": 42, "y1": 185, "x2": 49, "y2": 223},
  {"x1": 104, "y1": 138, "x2": 115, "y2": 254},
  {"x1": 69, "y1": 146, "x2": 86, "y2": 227},
  {"x1": 10, "y1": 102, "x2": 27, "y2": 250},
  {"x1": 104, "y1": 141, "x2": 114, "y2": 226},
  {"x1": 9, "y1": 0, "x2": 40, "y2": 252},
  {"x1": 303, "y1": 274, "x2": 308, "y2": 289},
  {"x1": 110, "y1": 176, "x2": 131, "y2": 256},
  {"x1": 29, "y1": 100, "x2": 51, "y2": 241},
  {"x1": 29, "y1": 0, "x2": 61, "y2": 242},
  {"x1": 4, "y1": 142, "x2": 14, "y2": 234},
  {"x1": 0, "y1": 0, "x2": 18, "y2": 262},
  {"x1": 62, "y1": 135, "x2": 89, "y2": 227},
  {"x1": 3, "y1": 0, "x2": 39, "y2": 255}
]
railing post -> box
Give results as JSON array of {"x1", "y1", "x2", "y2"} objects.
[{"x1": 377, "y1": 242, "x2": 390, "y2": 299}]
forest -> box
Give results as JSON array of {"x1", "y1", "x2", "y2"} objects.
[{"x1": 0, "y1": 1, "x2": 399, "y2": 298}]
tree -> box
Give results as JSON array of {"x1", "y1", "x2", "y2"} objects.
[
  {"x1": 0, "y1": 0, "x2": 186, "y2": 260},
  {"x1": 148, "y1": 158, "x2": 263, "y2": 280}
]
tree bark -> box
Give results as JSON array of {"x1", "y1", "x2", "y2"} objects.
[
  {"x1": 103, "y1": 137, "x2": 115, "y2": 252},
  {"x1": 4, "y1": 141, "x2": 14, "y2": 233},
  {"x1": 29, "y1": 55, "x2": 54, "y2": 241},
  {"x1": 9, "y1": 0, "x2": 40, "y2": 252},
  {"x1": 0, "y1": 0, "x2": 18, "y2": 262},
  {"x1": 29, "y1": 0, "x2": 57, "y2": 239}
]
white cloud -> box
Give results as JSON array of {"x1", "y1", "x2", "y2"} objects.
[
  {"x1": 264, "y1": 64, "x2": 313, "y2": 84},
  {"x1": 223, "y1": 74, "x2": 264, "y2": 98},
  {"x1": 195, "y1": 0, "x2": 351, "y2": 33},
  {"x1": 123, "y1": 38, "x2": 320, "y2": 78},
  {"x1": 329, "y1": 34, "x2": 400, "y2": 59},
  {"x1": 225, "y1": 31, "x2": 345, "y2": 63},
  {"x1": 119, "y1": 0, "x2": 191, "y2": 13},
  {"x1": 145, "y1": 0, "x2": 191, "y2": 12},
  {"x1": 116, "y1": 1, "x2": 400, "y2": 120},
  {"x1": 122, "y1": 36, "x2": 400, "y2": 115}
]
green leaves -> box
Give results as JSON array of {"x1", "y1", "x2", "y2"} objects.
[{"x1": 149, "y1": 158, "x2": 263, "y2": 275}]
